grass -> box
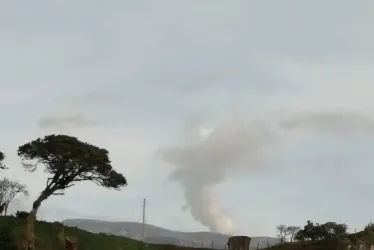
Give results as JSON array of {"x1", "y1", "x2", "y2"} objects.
[
  {"x1": 1, "y1": 215, "x2": 374, "y2": 250},
  {"x1": 0, "y1": 216, "x2": 146, "y2": 250},
  {"x1": 0, "y1": 216, "x2": 216, "y2": 250}
]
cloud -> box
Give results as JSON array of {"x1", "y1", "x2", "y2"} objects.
[
  {"x1": 37, "y1": 115, "x2": 101, "y2": 130},
  {"x1": 279, "y1": 110, "x2": 374, "y2": 136}
]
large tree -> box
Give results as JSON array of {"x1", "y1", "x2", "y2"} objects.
[
  {"x1": 0, "y1": 151, "x2": 6, "y2": 169},
  {"x1": 0, "y1": 178, "x2": 29, "y2": 215},
  {"x1": 17, "y1": 134, "x2": 128, "y2": 250}
]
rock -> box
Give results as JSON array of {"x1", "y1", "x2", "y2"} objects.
[
  {"x1": 65, "y1": 236, "x2": 77, "y2": 250},
  {"x1": 228, "y1": 236, "x2": 251, "y2": 250}
]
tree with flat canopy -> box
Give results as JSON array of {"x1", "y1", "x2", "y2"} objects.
[{"x1": 17, "y1": 134, "x2": 128, "y2": 250}]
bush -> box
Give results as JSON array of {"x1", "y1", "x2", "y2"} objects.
[{"x1": 15, "y1": 210, "x2": 29, "y2": 219}]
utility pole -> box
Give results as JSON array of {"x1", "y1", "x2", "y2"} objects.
[{"x1": 141, "y1": 198, "x2": 146, "y2": 242}]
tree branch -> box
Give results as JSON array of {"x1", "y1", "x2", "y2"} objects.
[{"x1": 52, "y1": 192, "x2": 65, "y2": 195}]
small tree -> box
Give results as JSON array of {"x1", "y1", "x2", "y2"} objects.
[
  {"x1": 0, "y1": 151, "x2": 6, "y2": 170},
  {"x1": 286, "y1": 226, "x2": 301, "y2": 242},
  {"x1": 17, "y1": 134, "x2": 128, "y2": 250},
  {"x1": 276, "y1": 224, "x2": 289, "y2": 243},
  {"x1": 15, "y1": 211, "x2": 29, "y2": 219},
  {"x1": 0, "y1": 178, "x2": 29, "y2": 215}
]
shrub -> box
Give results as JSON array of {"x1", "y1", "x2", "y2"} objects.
[{"x1": 15, "y1": 210, "x2": 29, "y2": 219}]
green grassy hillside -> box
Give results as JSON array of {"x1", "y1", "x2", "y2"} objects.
[
  {"x1": 0, "y1": 216, "x2": 147, "y2": 250},
  {"x1": 0, "y1": 215, "x2": 373, "y2": 250},
  {"x1": 0, "y1": 216, "x2": 216, "y2": 250}
]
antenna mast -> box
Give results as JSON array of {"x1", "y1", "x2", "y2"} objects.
[{"x1": 141, "y1": 198, "x2": 146, "y2": 242}]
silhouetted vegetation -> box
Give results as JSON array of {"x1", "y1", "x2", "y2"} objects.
[
  {"x1": 0, "y1": 150, "x2": 6, "y2": 169},
  {"x1": 15, "y1": 211, "x2": 29, "y2": 219},
  {"x1": 17, "y1": 134, "x2": 128, "y2": 214},
  {"x1": 294, "y1": 220, "x2": 347, "y2": 241},
  {"x1": 15, "y1": 134, "x2": 128, "y2": 250},
  {"x1": 276, "y1": 225, "x2": 301, "y2": 243}
]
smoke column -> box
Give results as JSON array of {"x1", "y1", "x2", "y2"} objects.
[
  {"x1": 160, "y1": 109, "x2": 374, "y2": 234},
  {"x1": 160, "y1": 119, "x2": 276, "y2": 234}
]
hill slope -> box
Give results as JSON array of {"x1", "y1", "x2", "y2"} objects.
[
  {"x1": 1, "y1": 216, "x2": 371, "y2": 250},
  {"x1": 0, "y1": 216, "x2": 142, "y2": 250},
  {"x1": 1, "y1": 216, "x2": 273, "y2": 250},
  {"x1": 63, "y1": 218, "x2": 279, "y2": 249}
]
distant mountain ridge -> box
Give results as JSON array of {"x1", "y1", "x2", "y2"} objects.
[{"x1": 62, "y1": 219, "x2": 278, "y2": 249}]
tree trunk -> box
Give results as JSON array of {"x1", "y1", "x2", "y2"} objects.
[
  {"x1": 0, "y1": 203, "x2": 5, "y2": 215},
  {"x1": 21, "y1": 190, "x2": 50, "y2": 250},
  {"x1": 4, "y1": 202, "x2": 8, "y2": 215}
]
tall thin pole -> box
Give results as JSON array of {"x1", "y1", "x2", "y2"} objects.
[{"x1": 141, "y1": 198, "x2": 146, "y2": 242}]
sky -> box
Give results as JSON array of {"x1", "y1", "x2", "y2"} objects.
[{"x1": 1, "y1": 0, "x2": 374, "y2": 237}]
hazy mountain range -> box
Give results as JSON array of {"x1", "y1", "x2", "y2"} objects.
[{"x1": 62, "y1": 219, "x2": 278, "y2": 249}]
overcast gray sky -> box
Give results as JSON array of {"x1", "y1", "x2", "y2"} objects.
[{"x1": 2, "y1": 0, "x2": 374, "y2": 237}]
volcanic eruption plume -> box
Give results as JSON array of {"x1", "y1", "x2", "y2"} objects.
[{"x1": 160, "y1": 119, "x2": 276, "y2": 233}]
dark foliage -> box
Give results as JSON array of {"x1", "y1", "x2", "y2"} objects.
[
  {"x1": 15, "y1": 211, "x2": 29, "y2": 219},
  {"x1": 17, "y1": 134, "x2": 127, "y2": 209},
  {"x1": 295, "y1": 220, "x2": 347, "y2": 241},
  {"x1": 0, "y1": 151, "x2": 6, "y2": 169}
]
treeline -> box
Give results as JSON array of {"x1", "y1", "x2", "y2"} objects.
[
  {"x1": 294, "y1": 221, "x2": 347, "y2": 241},
  {"x1": 277, "y1": 220, "x2": 374, "y2": 243}
]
